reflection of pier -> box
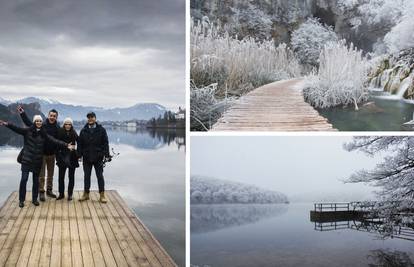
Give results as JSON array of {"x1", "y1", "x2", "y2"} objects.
[{"x1": 310, "y1": 202, "x2": 414, "y2": 241}]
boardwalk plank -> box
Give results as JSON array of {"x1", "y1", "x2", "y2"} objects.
[
  {"x1": 74, "y1": 192, "x2": 94, "y2": 267},
  {"x1": 111, "y1": 191, "x2": 176, "y2": 267},
  {"x1": 0, "y1": 191, "x2": 176, "y2": 267},
  {"x1": 212, "y1": 78, "x2": 336, "y2": 131}
]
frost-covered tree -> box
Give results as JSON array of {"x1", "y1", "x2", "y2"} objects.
[
  {"x1": 384, "y1": 1, "x2": 414, "y2": 53},
  {"x1": 291, "y1": 18, "x2": 338, "y2": 66},
  {"x1": 303, "y1": 40, "x2": 369, "y2": 110},
  {"x1": 190, "y1": 176, "x2": 289, "y2": 204},
  {"x1": 344, "y1": 136, "x2": 414, "y2": 235},
  {"x1": 229, "y1": 3, "x2": 272, "y2": 41}
]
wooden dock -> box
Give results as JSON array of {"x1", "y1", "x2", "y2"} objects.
[
  {"x1": 212, "y1": 78, "x2": 336, "y2": 131},
  {"x1": 0, "y1": 191, "x2": 176, "y2": 267}
]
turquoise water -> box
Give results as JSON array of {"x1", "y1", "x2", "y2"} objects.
[
  {"x1": 318, "y1": 96, "x2": 414, "y2": 131},
  {"x1": 0, "y1": 127, "x2": 185, "y2": 266}
]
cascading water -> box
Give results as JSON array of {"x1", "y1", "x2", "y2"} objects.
[{"x1": 397, "y1": 75, "x2": 413, "y2": 98}]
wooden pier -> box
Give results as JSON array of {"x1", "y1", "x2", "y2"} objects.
[
  {"x1": 0, "y1": 191, "x2": 176, "y2": 267},
  {"x1": 310, "y1": 202, "x2": 369, "y2": 223},
  {"x1": 212, "y1": 78, "x2": 336, "y2": 131}
]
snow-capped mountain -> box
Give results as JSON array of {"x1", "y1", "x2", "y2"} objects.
[
  {"x1": 4, "y1": 97, "x2": 168, "y2": 121},
  {"x1": 0, "y1": 97, "x2": 11, "y2": 105}
]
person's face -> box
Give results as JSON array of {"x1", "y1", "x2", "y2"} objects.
[
  {"x1": 35, "y1": 120, "x2": 43, "y2": 128},
  {"x1": 87, "y1": 116, "x2": 96, "y2": 125},
  {"x1": 64, "y1": 123, "x2": 72, "y2": 131},
  {"x1": 48, "y1": 112, "x2": 57, "y2": 123}
]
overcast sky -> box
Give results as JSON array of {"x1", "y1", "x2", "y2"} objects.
[
  {"x1": 0, "y1": 0, "x2": 184, "y2": 109},
  {"x1": 191, "y1": 136, "x2": 385, "y2": 201}
]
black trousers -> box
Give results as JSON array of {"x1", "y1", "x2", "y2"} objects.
[
  {"x1": 83, "y1": 161, "x2": 105, "y2": 193},
  {"x1": 20, "y1": 170, "x2": 39, "y2": 202},
  {"x1": 58, "y1": 167, "x2": 75, "y2": 196}
]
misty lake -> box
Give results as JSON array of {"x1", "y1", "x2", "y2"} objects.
[
  {"x1": 191, "y1": 203, "x2": 414, "y2": 267},
  {"x1": 0, "y1": 127, "x2": 185, "y2": 266}
]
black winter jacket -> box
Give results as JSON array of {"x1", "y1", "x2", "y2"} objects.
[
  {"x1": 77, "y1": 123, "x2": 109, "y2": 163},
  {"x1": 56, "y1": 128, "x2": 79, "y2": 169},
  {"x1": 20, "y1": 112, "x2": 60, "y2": 155},
  {"x1": 6, "y1": 124, "x2": 67, "y2": 172}
]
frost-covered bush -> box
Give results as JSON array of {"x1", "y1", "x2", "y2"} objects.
[
  {"x1": 303, "y1": 41, "x2": 369, "y2": 110},
  {"x1": 291, "y1": 18, "x2": 338, "y2": 67},
  {"x1": 190, "y1": 82, "x2": 233, "y2": 131},
  {"x1": 191, "y1": 176, "x2": 289, "y2": 204},
  {"x1": 191, "y1": 17, "x2": 301, "y2": 97}
]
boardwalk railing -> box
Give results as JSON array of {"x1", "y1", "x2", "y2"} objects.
[{"x1": 314, "y1": 203, "x2": 350, "y2": 212}]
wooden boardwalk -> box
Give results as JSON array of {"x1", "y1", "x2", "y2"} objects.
[
  {"x1": 212, "y1": 78, "x2": 336, "y2": 131},
  {"x1": 0, "y1": 191, "x2": 176, "y2": 267}
]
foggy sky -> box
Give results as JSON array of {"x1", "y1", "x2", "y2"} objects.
[
  {"x1": 191, "y1": 136, "x2": 384, "y2": 201},
  {"x1": 0, "y1": 0, "x2": 184, "y2": 109}
]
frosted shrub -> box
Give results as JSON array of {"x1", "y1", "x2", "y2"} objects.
[
  {"x1": 303, "y1": 41, "x2": 369, "y2": 110},
  {"x1": 291, "y1": 18, "x2": 338, "y2": 67},
  {"x1": 191, "y1": 17, "x2": 301, "y2": 97},
  {"x1": 190, "y1": 82, "x2": 233, "y2": 131}
]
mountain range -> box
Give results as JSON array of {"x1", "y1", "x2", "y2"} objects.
[{"x1": 0, "y1": 97, "x2": 167, "y2": 121}]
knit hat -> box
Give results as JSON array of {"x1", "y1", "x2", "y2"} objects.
[
  {"x1": 32, "y1": 115, "x2": 43, "y2": 123},
  {"x1": 63, "y1": 117, "x2": 73, "y2": 125}
]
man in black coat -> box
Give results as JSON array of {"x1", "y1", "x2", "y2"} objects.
[
  {"x1": 18, "y1": 105, "x2": 59, "y2": 201},
  {"x1": 77, "y1": 112, "x2": 110, "y2": 203}
]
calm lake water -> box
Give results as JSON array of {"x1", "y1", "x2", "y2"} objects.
[
  {"x1": 191, "y1": 203, "x2": 414, "y2": 267},
  {"x1": 318, "y1": 96, "x2": 414, "y2": 131},
  {"x1": 0, "y1": 127, "x2": 185, "y2": 266}
]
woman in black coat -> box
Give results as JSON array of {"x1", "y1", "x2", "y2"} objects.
[
  {"x1": 0, "y1": 115, "x2": 74, "y2": 208},
  {"x1": 56, "y1": 117, "x2": 79, "y2": 201}
]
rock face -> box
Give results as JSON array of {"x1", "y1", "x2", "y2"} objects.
[
  {"x1": 369, "y1": 48, "x2": 414, "y2": 99},
  {"x1": 191, "y1": 0, "x2": 385, "y2": 52}
]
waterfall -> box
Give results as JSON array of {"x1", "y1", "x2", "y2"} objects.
[{"x1": 397, "y1": 75, "x2": 413, "y2": 98}]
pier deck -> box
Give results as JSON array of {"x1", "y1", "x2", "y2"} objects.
[{"x1": 0, "y1": 190, "x2": 176, "y2": 267}]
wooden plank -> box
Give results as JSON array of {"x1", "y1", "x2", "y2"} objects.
[
  {"x1": 0, "y1": 192, "x2": 20, "y2": 251},
  {"x1": 26, "y1": 195, "x2": 51, "y2": 266},
  {"x1": 73, "y1": 192, "x2": 94, "y2": 267},
  {"x1": 100, "y1": 191, "x2": 150, "y2": 266},
  {"x1": 212, "y1": 78, "x2": 337, "y2": 131},
  {"x1": 61, "y1": 198, "x2": 72, "y2": 267},
  {"x1": 16, "y1": 195, "x2": 43, "y2": 266},
  {"x1": 90, "y1": 192, "x2": 130, "y2": 267},
  {"x1": 111, "y1": 191, "x2": 176, "y2": 267},
  {"x1": 0, "y1": 191, "x2": 175, "y2": 267},
  {"x1": 50, "y1": 194, "x2": 62, "y2": 267},
  {"x1": 5, "y1": 192, "x2": 36, "y2": 266},
  {"x1": 68, "y1": 194, "x2": 83, "y2": 267},
  {"x1": 79, "y1": 192, "x2": 106, "y2": 266},
  {"x1": 86, "y1": 192, "x2": 117, "y2": 266},
  {"x1": 39, "y1": 193, "x2": 56, "y2": 267}
]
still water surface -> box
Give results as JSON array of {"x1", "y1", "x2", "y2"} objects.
[
  {"x1": 191, "y1": 203, "x2": 414, "y2": 267},
  {"x1": 0, "y1": 127, "x2": 185, "y2": 266}
]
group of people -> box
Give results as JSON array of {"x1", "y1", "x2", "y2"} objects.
[{"x1": 0, "y1": 106, "x2": 111, "y2": 208}]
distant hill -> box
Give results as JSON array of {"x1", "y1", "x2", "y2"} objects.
[
  {"x1": 191, "y1": 176, "x2": 289, "y2": 204},
  {"x1": 0, "y1": 102, "x2": 45, "y2": 146},
  {"x1": 10, "y1": 97, "x2": 167, "y2": 121}
]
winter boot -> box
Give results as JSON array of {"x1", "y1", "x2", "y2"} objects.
[
  {"x1": 79, "y1": 192, "x2": 89, "y2": 202},
  {"x1": 47, "y1": 190, "x2": 57, "y2": 198},
  {"x1": 99, "y1": 192, "x2": 107, "y2": 203},
  {"x1": 39, "y1": 192, "x2": 46, "y2": 202}
]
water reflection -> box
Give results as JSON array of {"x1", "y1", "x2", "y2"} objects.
[
  {"x1": 367, "y1": 249, "x2": 414, "y2": 267},
  {"x1": 191, "y1": 204, "x2": 288, "y2": 233}
]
